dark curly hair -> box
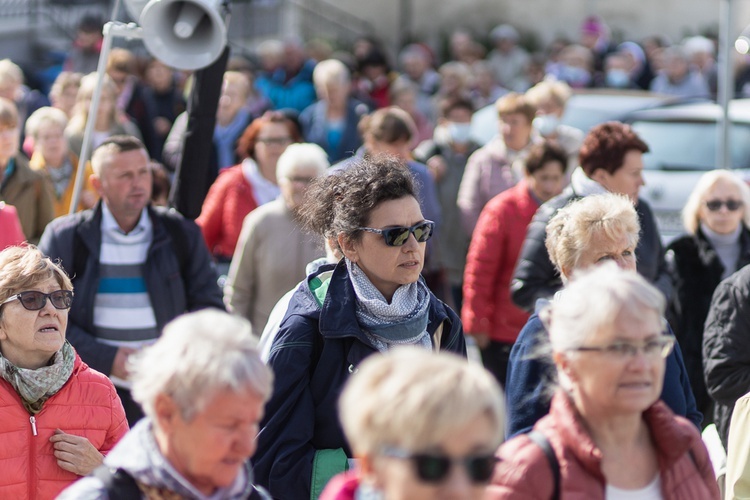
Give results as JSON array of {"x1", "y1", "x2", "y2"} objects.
[
  {"x1": 297, "y1": 155, "x2": 417, "y2": 249},
  {"x1": 579, "y1": 121, "x2": 649, "y2": 176}
]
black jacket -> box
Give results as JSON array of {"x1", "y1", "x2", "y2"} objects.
[
  {"x1": 666, "y1": 227, "x2": 750, "y2": 420},
  {"x1": 704, "y1": 263, "x2": 750, "y2": 446},
  {"x1": 510, "y1": 186, "x2": 672, "y2": 312}
]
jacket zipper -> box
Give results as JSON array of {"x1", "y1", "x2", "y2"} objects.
[
  {"x1": 30, "y1": 416, "x2": 37, "y2": 436},
  {"x1": 29, "y1": 415, "x2": 37, "y2": 499}
]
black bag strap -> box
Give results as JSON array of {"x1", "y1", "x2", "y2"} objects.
[
  {"x1": 527, "y1": 430, "x2": 561, "y2": 500},
  {"x1": 92, "y1": 466, "x2": 141, "y2": 500}
]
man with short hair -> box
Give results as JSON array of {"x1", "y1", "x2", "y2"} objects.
[{"x1": 39, "y1": 135, "x2": 224, "y2": 425}]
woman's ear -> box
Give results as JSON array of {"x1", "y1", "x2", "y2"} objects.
[
  {"x1": 338, "y1": 233, "x2": 358, "y2": 262},
  {"x1": 553, "y1": 351, "x2": 577, "y2": 382},
  {"x1": 154, "y1": 393, "x2": 179, "y2": 433}
]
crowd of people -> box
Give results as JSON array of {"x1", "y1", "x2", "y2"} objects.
[{"x1": 2, "y1": 10, "x2": 750, "y2": 500}]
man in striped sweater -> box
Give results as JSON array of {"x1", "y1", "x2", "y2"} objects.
[{"x1": 39, "y1": 135, "x2": 224, "y2": 425}]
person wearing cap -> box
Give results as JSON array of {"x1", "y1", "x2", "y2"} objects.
[{"x1": 487, "y1": 24, "x2": 530, "y2": 92}]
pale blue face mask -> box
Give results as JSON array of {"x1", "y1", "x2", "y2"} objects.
[
  {"x1": 447, "y1": 122, "x2": 472, "y2": 144},
  {"x1": 533, "y1": 114, "x2": 560, "y2": 137},
  {"x1": 560, "y1": 65, "x2": 591, "y2": 87},
  {"x1": 606, "y1": 68, "x2": 631, "y2": 88}
]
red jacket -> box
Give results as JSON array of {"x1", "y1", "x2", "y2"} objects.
[
  {"x1": 196, "y1": 165, "x2": 259, "y2": 260},
  {"x1": 462, "y1": 180, "x2": 537, "y2": 343},
  {"x1": 0, "y1": 354, "x2": 128, "y2": 500},
  {"x1": 487, "y1": 392, "x2": 720, "y2": 499}
]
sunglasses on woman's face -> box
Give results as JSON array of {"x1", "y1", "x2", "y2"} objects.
[
  {"x1": 705, "y1": 199, "x2": 743, "y2": 212},
  {"x1": 381, "y1": 446, "x2": 499, "y2": 484},
  {"x1": 358, "y1": 220, "x2": 435, "y2": 247},
  {"x1": 1, "y1": 290, "x2": 73, "y2": 311}
]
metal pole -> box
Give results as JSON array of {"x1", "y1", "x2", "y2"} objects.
[
  {"x1": 717, "y1": 0, "x2": 733, "y2": 169},
  {"x1": 68, "y1": 22, "x2": 142, "y2": 215}
]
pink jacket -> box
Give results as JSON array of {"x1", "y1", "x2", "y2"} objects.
[
  {"x1": 196, "y1": 165, "x2": 259, "y2": 260},
  {"x1": 487, "y1": 392, "x2": 720, "y2": 499},
  {"x1": 0, "y1": 202, "x2": 26, "y2": 249},
  {"x1": 319, "y1": 472, "x2": 358, "y2": 500},
  {"x1": 0, "y1": 354, "x2": 128, "y2": 500},
  {"x1": 462, "y1": 181, "x2": 536, "y2": 343}
]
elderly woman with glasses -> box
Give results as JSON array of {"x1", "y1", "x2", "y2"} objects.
[
  {"x1": 320, "y1": 347, "x2": 504, "y2": 500},
  {"x1": 665, "y1": 170, "x2": 750, "y2": 430},
  {"x1": 0, "y1": 245, "x2": 127, "y2": 499},
  {"x1": 505, "y1": 193, "x2": 701, "y2": 438},
  {"x1": 253, "y1": 156, "x2": 466, "y2": 500},
  {"x1": 488, "y1": 264, "x2": 719, "y2": 499}
]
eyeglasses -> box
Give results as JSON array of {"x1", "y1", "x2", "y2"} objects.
[
  {"x1": 573, "y1": 335, "x2": 675, "y2": 360},
  {"x1": 257, "y1": 137, "x2": 292, "y2": 146},
  {"x1": 1, "y1": 290, "x2": 74, "y2": 311},
  {"x1": 705, "y1": 199, "x2": 743, "y2": 212},
  {"x1": 286, "y1": 176, "x2": 315, "y2": 185},
  {"x1": 358, "y1": 220, "x2": 435, "y2": 247},
  {"x1": 381, "y1": 446, "x2": 498, "y2": 484}
]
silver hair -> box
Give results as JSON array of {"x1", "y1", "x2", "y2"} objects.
[
  {"x1": 25, "y1": 106, "x2": 69, "y2": 140},
  {"x1": 681, "y1": 169, "x2": 750, "y2": 235},
  {"x1": 276, "y1": 142, "x2": 329, "y2": 180},
  {"x1": 129, "y1": 310, "x2": 274, "y2": 423},
  {"x1": 313, "y1": 59, "x2": 350, "y2": 88}
]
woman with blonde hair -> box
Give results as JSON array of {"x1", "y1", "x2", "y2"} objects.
[
  {"x1": 667, "y1": 169, "x2": 750, "y2": 428},
  {"x1": 321, "y1": 348, "x2": 504, "y2": 500}
]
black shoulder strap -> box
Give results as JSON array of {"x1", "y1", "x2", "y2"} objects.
[
  {"x1": 527, "y1": 430, "x2": 561, "y2": 500},
  {"x1": 159, "y1": 210, "x2": 189, "y2": 275},
  {"x1": 72, "y1": 230, "x2": 89, "y2": 280},
  {"x1": 92, "y1": 466, "x2": 141, "y2": 500}
]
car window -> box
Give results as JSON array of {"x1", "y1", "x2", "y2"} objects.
[{"x1": 631, "y1": 121, "x2": 750, "y2": 170}]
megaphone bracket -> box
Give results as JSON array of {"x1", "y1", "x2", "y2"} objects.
[{"x1": 103, "y1": 21, "x2": 144, "y2": 41}]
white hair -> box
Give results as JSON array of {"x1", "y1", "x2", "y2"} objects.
[
  {"x1": 0, "y1": 58, "x2": 23, "y2": 86},
  {"x1": 276, "y1": 142, "x2": 329, "y2": 180},
  {"x1": 681, "y1": 169, "x2": 750, "y2": 235},
  {"x1": 129, "y1": 310, "x2": 274, "y2": 423},
  {"x1": 313, "y1": 59, "x2": 350, "y2": 88},
  {"x1": 25, "y1": 106, "x2": 69, "y2": 140}
]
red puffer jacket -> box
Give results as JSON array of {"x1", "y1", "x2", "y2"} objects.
[
  {"x1": 0, "y1": 354, "x2": 128, "y2": 500},
  {"x1": 487, "y1": 392, "x2": 720, "y2": 499},
  {"x1": 196, "y1": 165, "x2": 260, "y2": 260},
  {"x1": 462, "y1": 181, "x2": 537, "y2": 343}
]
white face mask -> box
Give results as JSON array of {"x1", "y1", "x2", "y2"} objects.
[
  {"x1": 447, "y1": 122, "x2": 472, "y2": 144},
  {"x1": 533, "y1": 114, "x2": 560, "y2": 137}
]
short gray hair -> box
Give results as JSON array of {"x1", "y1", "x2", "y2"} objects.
[
  {"x1": 130, "y1": 310, "x2": 273, "y2": 423},
  {"x1": 25, "y1": 106, "x2": 68, "y2": 140},
  {"x1": 276, "y1": 142, "x2": 329, "y2": 180},
  {"x1": 546, "y1": 193, "x2": 640, "y2": 277},
  {"x1": 313, "y1": 59, "x2": 350, "y2": 88},
  {"x1": 339, "y1": 347, "x2": 504, "y2": 456},
  {"x1": 681, "y1": 169, "x2": 750, "y2": 235}
]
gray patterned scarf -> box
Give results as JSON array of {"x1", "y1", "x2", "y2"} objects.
[
  {"x1": 0, "y1": 341, "x2": 75, "y2": 414},
  {"x1": 346, "y1": 259, "x2": 432, "y2": 352}
]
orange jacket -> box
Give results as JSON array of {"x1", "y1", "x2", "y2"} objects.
[
  {"x1": 488, "y1": 392, "x2": 719, "y2": 499},
  {"x1": 28, "y1": 152, "x2": 97, "y2": 218},
  {"x1": 462, "y1": 180, "x2": 536, "y2": 343},
  {"x1": 0, "y1": 354, "x2": 128, "y2": 500},
  {"x1": 196, "y1": 165, "x2": 259, "y2": 260}
]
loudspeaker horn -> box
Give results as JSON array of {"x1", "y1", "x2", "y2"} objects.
[{"x1": 137, "y1": 0, "x2": 227, "y2": 71}]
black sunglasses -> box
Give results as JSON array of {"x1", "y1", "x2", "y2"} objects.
[
  {"x1": 1, "y1": 290, "x2": 74, "y2": 311},
  {"x1": 381, "y1": 446, "x2": 498, "y2": 484},
  {"x1": 705, "y1": 199, "x2": 743, "y2": 212},
  {"x1": 358, "y1": 220, "x2": 435, "y2": 247}
]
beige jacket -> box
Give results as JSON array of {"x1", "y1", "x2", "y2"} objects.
[{"x1": 224, "y1": 198, "x2": 323, "y2": 334}]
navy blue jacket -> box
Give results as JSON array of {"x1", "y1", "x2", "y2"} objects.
[
  {"x1": 299, "y1": 98, "x2": 370, "y2": 163},
  {"x1": 505, "y1": 311, "x2": 702, "y2": 439},
  {"x1": 253, "y1": 261, "x2": 466, "y2": 499}
]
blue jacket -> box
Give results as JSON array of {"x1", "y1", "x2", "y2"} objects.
[
  {"x1": 299, "y1": 98, "x2": 370, "y2": 163},
  {"x1": 505, "y1": 310, "x2": 702, "y2": 439},
  {"x1": 253, "y1": 261, "x2": 466, "y2": 499},
  {"x1": 255, "y1": 60, "x2": 317, "y2": 113},
  {"x1": 38, "y1": 202, "x2": 224, "y2": 375}
]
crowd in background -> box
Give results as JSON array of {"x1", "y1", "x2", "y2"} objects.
[{"x1": 4, "y1": 9, "x2": 750, "y2": 500}]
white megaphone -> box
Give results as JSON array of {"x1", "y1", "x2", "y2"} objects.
[{"x1": 124, "y1": 0, "x2": 227, "y2": 71}]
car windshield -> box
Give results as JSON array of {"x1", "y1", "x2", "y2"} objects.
[{"x1": 632, "y1": 121, "x2": 750, "y2": 170}]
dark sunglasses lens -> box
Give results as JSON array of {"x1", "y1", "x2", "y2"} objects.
[
  {"x1": 466, "y1": 455, "x2": 498, "y2": 482},
  {"x1": 414, "y1": 223, "x2": 433, "y2": 242},
  {"x1": 50, "y1": 290, "x2": 73, "y2": 308},
  {"x1": 727, "y1": 200, "x2": 743, "y2": 211},
  {"x1": 414, "y1": 455, "x2": 451, "y2": 482},
  {"x1": 385, "y1": 228, "x2": 411, "y2": 247},
  {"x1": 706, "y1": 200, "x2": 721, "y2": 211},
  {"x1": 707, "y1": 200, "x2": 743, "y2": 211},
  {"x1": 19, "y1": 292, "x2": 46, "y2": 310}
]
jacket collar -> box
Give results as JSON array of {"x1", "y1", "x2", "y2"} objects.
[
  {"x1": 76, "y1": 201, "x2": 166, "y2": 254},
  {"x1": 695, "y1": 225, "x2": 750, "y2": 269}
]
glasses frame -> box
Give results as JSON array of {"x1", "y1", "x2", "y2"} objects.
[
  {"x1": 705, "y1": 199, "x2": 744, "y2": 212},
  {"x1": 573, "y1": 335, "x2": 675, "y2": 360},
  {"x1": 1, "y1": 290, "x2": 74, "y2": 311},
  {"x1": 358, "y1": 220, "x2": 435, "y2": 247},
  {"x1": 380, "y1": 445, "x2": 499, "y2": 484}
]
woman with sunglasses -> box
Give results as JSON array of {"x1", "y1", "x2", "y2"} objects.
[
  {"x1": 665, "y1": 169, "x2": 750, "y2": 430},
  {"x1": 253, "y1": 156, "x2": 466, "y2": 500},
  {"x1": 489, "y1": 264, "x2": 719, "y2": 499},
  {"x1": 321, "y1": 347, "x2": 503, "y2": 500},
  {"x1": 0, "y1": 245, "x2": 127, "y2": 499}
]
